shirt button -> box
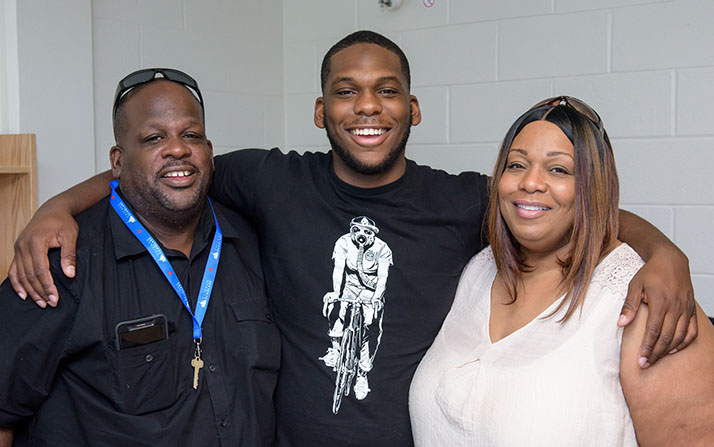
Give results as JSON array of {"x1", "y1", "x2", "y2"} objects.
[
  {"x1": 145, "y1": 354, "x2": 154, "y2": 362},
  {"x1": 208, "y1": 364, "x2": 216, "y2": 372},
  {"x1": 220, "y1": 419, "x2": 228, "y2": 427},
  {"x1": 265, "y1": 313, "x2": 272, "y2": 321}
]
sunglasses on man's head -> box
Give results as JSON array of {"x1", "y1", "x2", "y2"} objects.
[
  {"x1": 112, "y1": 68, "x2": 204, "y2": 117},
  {"x1": 529, "y1": 95, "x2": 603, "y2": 132}
]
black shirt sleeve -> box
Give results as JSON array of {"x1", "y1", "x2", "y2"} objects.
[
  {"x1": 210, "y1": 148, "x2": 275, "y2": 221},
  {"x1": 455, "y1": 170, "x2": 492, "y2": 255},
  {"x1": 0, "y1": 258, "x2": 79, "y2": 426}
]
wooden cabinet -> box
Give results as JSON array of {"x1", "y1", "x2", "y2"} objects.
[{"x1": 0, "y1": 134, "x2": 37, "y2": 281}]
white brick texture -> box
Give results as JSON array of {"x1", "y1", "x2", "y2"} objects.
[{"x1": 76, "y1": 0, "x2": 714, "y2": 309}]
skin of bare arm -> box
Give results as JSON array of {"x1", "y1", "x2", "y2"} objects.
[
  {"x1": 0, "y1": 427, "x2": 12, "y2": 447},
  {"x1": 8, "y1": 170, "x2": 114, "y2": 307},
  {"x1": 620, "y1": 303, "x2": 714, "y2": 446},
  {"x1": 617, "y1": 209, "x2": 697, "y2": 367}
]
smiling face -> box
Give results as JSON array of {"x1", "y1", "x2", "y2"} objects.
[
  {"x1": 498, "y1": 120, "x2": 576, "y2": 258},
  {"x1": 110, "y1": 80, "x2": 214, "y2": 225},
  {"x1": 314, "y1": 43, "x2": 421, "y2": 187}
]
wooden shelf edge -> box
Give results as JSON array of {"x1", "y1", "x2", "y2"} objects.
[{"x1": 0, "y1": 166, "x2": 31, "y2": 174}]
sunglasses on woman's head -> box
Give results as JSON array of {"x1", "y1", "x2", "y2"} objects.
[{"x1": 529, "y1": 96, "x2": 603, "y2": 132}]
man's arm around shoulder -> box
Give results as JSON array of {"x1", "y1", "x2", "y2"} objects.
[
  {"x1": 9, "y1": 170, "x2": 114, "y2": 306},
  {"x1": 617, "y1": 209, "x2": 697, "y2": 366}
]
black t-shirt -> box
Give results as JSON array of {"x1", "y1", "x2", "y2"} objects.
[
  {"x1": 0, "y1": 195, "x2": 280, "y2": 446},
  {"x1": 211, "y1": 148, "x2": 490, "y2": 446}
]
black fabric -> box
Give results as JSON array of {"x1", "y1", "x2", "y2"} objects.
[
  {"x1": 0, "y1": 194, "x2": 280, "y2": 447},
  {"x1": 211, "y1": 148, "x2": 490, "y2": 446}
]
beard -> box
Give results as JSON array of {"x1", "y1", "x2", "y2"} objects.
[
  {"x1": 324, "y1": 110, "x2": 411, "y2": 177},
  {"x1": 121, "y1": 162, "x2": 211, "y2": 229}
]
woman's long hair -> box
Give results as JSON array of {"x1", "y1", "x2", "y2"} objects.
[{"x1": 486, "y1": 101, "x2": 619, "y2": 322}]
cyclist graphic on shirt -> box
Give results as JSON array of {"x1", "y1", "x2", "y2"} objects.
[{"x1": 320, "y1": 216, "x2": 393, "y2": 406}]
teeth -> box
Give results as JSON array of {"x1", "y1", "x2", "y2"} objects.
[
  {"x1": 164, "y1": 170, "x2": 192, "y2": 178},
  {"x1": 351, "y1": 128, "x2": 385, "y2": 136},
  {"x1": 517, "y1": 204, "x2": 548, "y2": 211}
]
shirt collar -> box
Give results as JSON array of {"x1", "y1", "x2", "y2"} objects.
[
  {"x1": 327, "y1": 151, "x2": 413, "y2": 197},
  {"x1": 109, "y1": 188, "x2": 239, "y2": 260}
]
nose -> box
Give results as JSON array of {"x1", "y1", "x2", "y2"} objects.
[
  {"x1": 520, "y1": 167, "x2": 547, "y2": 193},
  {"x1": 354, "y1": 90, "x2": 382, "y2": 116},
  {"x1": 160, "y1": 135, "x2": 192, "y2": 159}
]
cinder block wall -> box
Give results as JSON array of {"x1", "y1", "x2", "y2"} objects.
[
  {"x1": 91, "y1": 0, "x2": 285, "y2": 170},
  {"x1": 14, "y1": 0, "x2": 95, "y2": 203},
  {"x1": 282, "y1": 0, "x2": 714, "y2": 313},
  {"x1": 87, "y1": 0, "x2": 714, "y2": 311}
]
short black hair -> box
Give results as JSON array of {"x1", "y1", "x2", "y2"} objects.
[
  {"x1": 112, "y1": 88, "x2": 138, "y2": 143},
  {"x1": 320, "y1": 30, "x2": 411, "y2": 93}
]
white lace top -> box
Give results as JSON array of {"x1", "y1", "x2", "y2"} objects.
[{"x1": 409, "y1": 244, "x2": 644, "y2": 446}]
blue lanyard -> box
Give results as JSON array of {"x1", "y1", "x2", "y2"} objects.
[{"x1": 109, "y1": 180, "x2": 222, "y2": 341}]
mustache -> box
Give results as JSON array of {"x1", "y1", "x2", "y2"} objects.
[{"x1": 156, "y1": 159, "x2": 200, "y2": 177}]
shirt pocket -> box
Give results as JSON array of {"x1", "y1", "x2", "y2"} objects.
[
  {"x1": 108, "y1": 337, "x2": 179, "y2": 415},
  {"x1": 229, "y1": 298, "x2": 281, "y2": 372}
]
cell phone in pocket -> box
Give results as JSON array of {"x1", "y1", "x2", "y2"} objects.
[{"x1": 115, "y1": 314, "x2": 168, "y2": 350}]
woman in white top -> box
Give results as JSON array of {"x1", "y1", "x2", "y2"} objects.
[{"x1": 409, "y1": 96, "x2": 714, "y2": 446}]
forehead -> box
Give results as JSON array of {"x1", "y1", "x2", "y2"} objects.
[
  {"x1": 122, "y1": 80, "x2": 203, "y2": 126},
  {"x1": 328, "y1": 43, "x2": 406, "y2": 86},
  {"x1": 511, "y1": 120, "x2": 573, "y2": 155}
]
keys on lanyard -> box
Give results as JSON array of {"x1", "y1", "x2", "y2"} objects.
[{"x1": 191, "y1": 339, "x2": 204, "y2": 389}]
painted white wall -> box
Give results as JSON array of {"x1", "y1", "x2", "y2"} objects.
[
  {"x1": 14, "y1": 0, "x2": 95, "y2": 203},
  {"x1": 0, "y1": 0, "x2": 17, "y2": 133},
  {"x1": 91, "y1": 0, "x2": 284, "y2": 171},
  {"x1": 11, "y1": 0, "x2": 714, "y2": 311},
  {"x1": 282, "y1": 0, "x2": 714, "y2": 313},
  {"x1": 7, "y1": 0, "x2": 284, "y2": 213}
]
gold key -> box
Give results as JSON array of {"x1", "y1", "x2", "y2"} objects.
[{"x1": 191, "y1": 356, "x2": 204, "y2": 389}]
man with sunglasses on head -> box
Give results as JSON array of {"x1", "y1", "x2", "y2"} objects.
[
  {"x1": 0, "y1": 69, "x2": 280, "y2": 446},
  {"x1": 7, "y1": 31, "x2": 698, "y2": 446}
]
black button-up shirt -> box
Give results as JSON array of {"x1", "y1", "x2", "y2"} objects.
[{"x1": 0, "y1": 194, "x2": 280, "y2": 446}]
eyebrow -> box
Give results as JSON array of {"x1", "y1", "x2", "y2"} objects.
[
  {"x1": 332, "y1": 76, "x2": 355, "y2": 85},
  {"x1": 509, "y1": 148, "x2": 574, "y2": 159},
  {"x1": 331, "y1": 75, "x2": 402, "y2": 86},
  {"x1": 138, "y1": 118, "x2": 204, "y2": 131},
  {"x1": 376, "y1": 75, "x2": 401, "y2": 83}
]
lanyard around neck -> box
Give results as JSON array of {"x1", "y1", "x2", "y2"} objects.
[{"x1": 109, "y1": 180, "x2": 222, "y2": 340}]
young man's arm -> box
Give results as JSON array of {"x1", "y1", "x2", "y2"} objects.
[
  {"x1": 617, "y1": 210, "x2": 697, "y2": 368},
  {"x1": 8, "y1": 170, "x2": 113, "y2": 307},
  {"x1": 10, "y1": 148, "x2": 269, "y2": 306}
]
